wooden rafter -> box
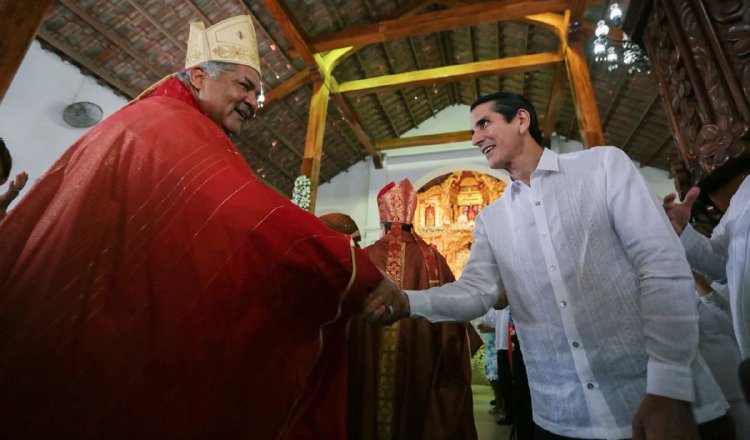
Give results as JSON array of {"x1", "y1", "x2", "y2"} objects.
[
  {"x1": 338, "y1": 52, "x2": 562, "y2": 96},
  {"x1": 261, "y1": 0, "x2": 382, "y2": 171},
  {"x1": 263, "y1": 69, "x2": 311, "y2": 106},
  {"x1": 1, "y1": 0, "x2": 52, "y2": 103},
  {"x1": 301, "y1": 81, "x2": 330, "y2": 211},
  {"x1": 406, "y1": 37, "x2": 437, "y2": 115},
  {"x1": 543, "y1": 61, "x2": 568, "y2": 145},
  {"x1": 59, "y1": 0, "x2": 169, "y2": 79},
  {"x1": 330, "y1": 87, "x2": 383, "y2": 167},
  {"x1": 642, "y1": 133, "x2": 674, "y2": 167},
  {"x1": 310, "y1": 0, "x2": 568, "y2": 53},
  {"x1": 376, "y1": 131, "x2": 472, "y2": 150},
  {"x1": 563, "y1": 2, "x2": 604, "y2": 148},
  {"x1": 125, "y1": 0, "x2": 185, "y2": 51},
  {"x1": 36, "y1": 28, "x2": 140, "y2": 98},
  {"x1": 621, "y1": 92, "x2": 661, "y2": 151},
  {"x1": 601, "y1": 70, "x2": 629, "y2": 129},
  {"x1": 183, "y1": 0, "x2": 213, "y2": 27}
]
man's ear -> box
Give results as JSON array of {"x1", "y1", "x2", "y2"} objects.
[
  {"x1": 188, "y1": 67, "x2": 208, "y2": 91},
  {"x1": 516, "y1": 108, "x2": 531, "y2": 135}
]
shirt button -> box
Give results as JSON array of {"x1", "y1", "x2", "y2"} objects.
[
  {"x1": 535, "y1": 201, "x2": 541, "y2": 206},
  {"x1": 549, "y1": 265, "x2": 556, "y2": 271},
  {"x1": 587, "y1": 383, "x2": 595, "y2": 390},
  {"x1": 559, "y1": 301, "x2": 567, "y2": 307},
  {"x1": 572, "y1": 341, "x2": 580, "y2": 348}
]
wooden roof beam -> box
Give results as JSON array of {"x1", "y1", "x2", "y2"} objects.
[
  {"x1": 338, "y1": 52, "x2": 562, "y2": 96},
  {"x1": 330, "y1": 83, "x2": 383, "y2": 168},
  {"x1": 260, "y1": 0, "x2": 317, "y2": 68},
  {"x1": 262, "y1": 69, "x2": 311, "y2": 106},
  {"x1": 621, "y1": 92, "x2": 661, "y2": 152},
  {"x1": 125, "y1": 0, "x2": 185, "y2": 51},
  {"x1": 542, "y1": 61, "x2": 568, "y2": 145},
  {"x1": 1, "y1": 0, "x2": 52, "y2": 103},
  {"x1": 36, "y1": 28, "x2": 140, "y2": 98},
  {"x1": 564, "y1": 2, "x2": 604, "y2": 148},
  {"x1": 59, "y1": 0, "x2": 169, "y2": 79},
  {"x1": 375, "y1": 131, "x2": 472, "y2": 150},
  {"x1": 311, "y1": 0, "x2": 568, "y2": 52},
  {"x1": 642, "y1": 133, "x2": 674, "y2": 167}
]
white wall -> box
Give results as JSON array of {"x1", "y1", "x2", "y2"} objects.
[
  {"x1": 316, "y1": 105, "x2": 676, "y2": 246},
  {"x1": 0, "y1": 41, "x2": 128, "y2": 205}
]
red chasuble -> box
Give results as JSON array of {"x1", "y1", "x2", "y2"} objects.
[
  {"x1": 348, "y1": 181, "x2": 478, "y2": 440},
  {"x1": 0, "y1": 78, "x2": 382, "y2": 439}
]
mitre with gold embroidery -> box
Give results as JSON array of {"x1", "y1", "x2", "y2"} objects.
[
  {"x1": 377, "y1": 179, "x2": 417, "y2": 225},
  {"x1": 185, "y1": 15, "x2": 261, "y2": 76}
]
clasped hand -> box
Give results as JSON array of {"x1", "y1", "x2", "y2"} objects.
[{"x1": 363, "y1": 277, "x2": 410, "y2": 325}]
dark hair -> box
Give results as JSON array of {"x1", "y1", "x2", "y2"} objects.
[
  {"x1": 0, "y1": 138, "x2": 11, "y2": 180},
  {"x1": 470, "y1": 92, "x2": 544, "y2": 146}
]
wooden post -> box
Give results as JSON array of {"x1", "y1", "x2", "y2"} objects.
[
  {"x1": 0, "y1": 0, "x2": 53, "y2": 103},
  {"x1": 301, "y1": 81, "x2": 330, "y2": 212},
  {"x1": 564, "y1": 20, "x2": 604, "y2": 148}
]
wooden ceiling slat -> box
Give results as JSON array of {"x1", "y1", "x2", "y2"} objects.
[
  {"x1": 600, "y1": 70, "x2": 630, "y2": 130},
  {"x1": 331, "y1": 90, "x2": 383, "y2": 167},
  {"x1": 58, "y1": 0, "x2": 169, "y2": 79},
  {"x1": 36, "y1": 28, "x2": 140, "y2": 98},
  {"x1": 125, "y1": 0, "x2": 186, "y2": 51},
  {"x1": 310, "y1": 0, "x2": 568, "y2": 53},
  {"x1": 620, "y1": 93, "x2": 661, "y2": 151},
  {"x1": 543, "y1": 62, "x2": 568, "y2": 145},
  {"x1": 183, "y1": 0, "x2": 213, "y2": 26},
  {"x1": 406, "y1": 37, "x2": 437, "y2": 115},
  {"x1": 642, "y1": 133, "x2": 675, "y2": 167}
]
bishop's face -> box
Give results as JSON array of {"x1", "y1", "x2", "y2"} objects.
[
  {"x1": 193, "y1": 64, "x2": 261, "y2": 135},
  {"x1": 470, "y1": 102, "x2": 524, "y2": 170}
]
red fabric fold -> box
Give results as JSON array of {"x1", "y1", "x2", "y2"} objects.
[{"x1": 0, "y1": 78, "x2": 382, "y2": 439}]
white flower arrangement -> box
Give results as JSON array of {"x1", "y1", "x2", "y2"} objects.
[{"x1": 291, "y1": 175, "x2": 312, "y2": 210}]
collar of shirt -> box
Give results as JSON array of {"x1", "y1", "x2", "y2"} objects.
[{"x1": 510, "y1": 148, "x2": 560, "y2": 198}]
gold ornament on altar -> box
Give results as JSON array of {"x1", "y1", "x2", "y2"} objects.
[
  {"x1": 185, "y1": 15, "x2": 261, "y2": 76},
  {"x1": 415, "y1": 171, "x2": 506, "y2": 277}
]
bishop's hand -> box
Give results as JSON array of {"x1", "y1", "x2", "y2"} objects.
[{"x1": 363, "y1": 277, "x2": 410, "y2": 325}]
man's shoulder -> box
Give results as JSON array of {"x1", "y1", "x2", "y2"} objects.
[{"x1": 557, "y1": 146, "x2": 629, "y2": 172}]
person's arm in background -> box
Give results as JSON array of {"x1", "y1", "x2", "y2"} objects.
[
  {"x1": 663, "y1": 187, "x2": 728, "y2": 281},
  {"x1": 0, "y1": 172, "x2": 28, "y2": 220}
]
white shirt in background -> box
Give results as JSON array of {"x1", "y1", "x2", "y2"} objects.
[{"x1": 681, "y1": 175, "x2": 750, "y2": 358}]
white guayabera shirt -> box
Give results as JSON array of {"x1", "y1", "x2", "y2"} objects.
[
  {"x1": 681, "y1": 175, "x2": 750, "y2": 358},
  {"x1": 406, "y1": 147, "x2": 727, "y2": 439}
]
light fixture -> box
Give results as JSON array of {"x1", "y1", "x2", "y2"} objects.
[
  {"x1": 608, "y1": 3, "x2": 623, "y2": 26},
  {"x1": 257, "y1": 83, "x2": 265, "y2": 109},
  {"x1": 591, "y1": 3, "x2": 650, "y2": 74}
]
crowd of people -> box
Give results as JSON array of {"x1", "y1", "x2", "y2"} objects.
[{"x1": 0, "y1": 11, "x2": 748, "y2": 440}]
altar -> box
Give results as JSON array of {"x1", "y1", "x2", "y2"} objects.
[{"x1": 414, "y1": 171, "x2": 506, "y2": 277}]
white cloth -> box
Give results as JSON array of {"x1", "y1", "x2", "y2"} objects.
[
  {"x1": 483, "y1": 308, "x2": 510, "y2": 350},
  {"x1": 680, "y1": 175, "x2": 750, "y2": 358},
  {"x1": 406, "y1": 147, "x2": 727, "y2": 439},
  {"x1": 696, "y1": 286, "x2": 750, "y2": 439}
]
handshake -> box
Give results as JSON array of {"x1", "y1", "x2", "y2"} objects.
[{"x1": 363, "y1": 277, "x2": 410, "y2": 325}]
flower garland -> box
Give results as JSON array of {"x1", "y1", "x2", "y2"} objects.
[{"x1": 291, "y1": 175, "x2": 312, "y2": 210}]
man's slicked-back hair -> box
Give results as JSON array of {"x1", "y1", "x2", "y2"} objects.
[
  {"x1": 0, "y1": 138, "x2": 11, "y2": 180},
  {"x1": 471, "y1": 92, "x2": 544, "y2": 146}
]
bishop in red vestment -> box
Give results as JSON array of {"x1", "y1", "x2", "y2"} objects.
[
  {"x1": 348, "y1": 180, "x2": 479, "y2": 439},
  {"x1": 0, "y1": 15, "x2": 392, "y2": 439}
]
